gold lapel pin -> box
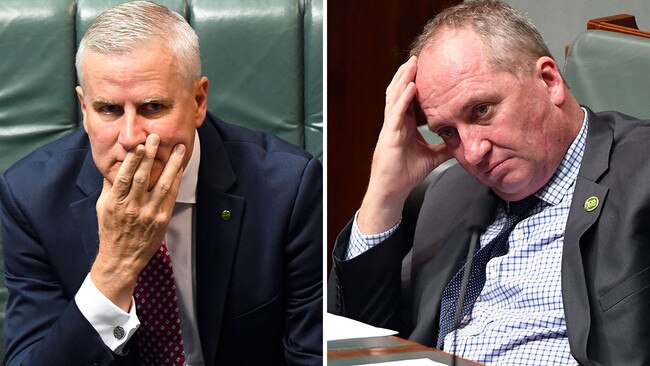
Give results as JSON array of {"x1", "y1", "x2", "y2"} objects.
[
  {"x1": 584, "y1": 196, "x2": 599, "y2": 212},
  {"x1": 221, "y1": 209, "x2": 232, "y2": 221}
]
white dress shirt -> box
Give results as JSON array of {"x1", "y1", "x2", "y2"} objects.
[{"x1": 76, "y1": 131, "x2": 204, "y2": 365}]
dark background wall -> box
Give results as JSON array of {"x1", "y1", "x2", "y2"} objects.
[{"x1": 327, "y1": 0, "x2": 461, "y2": 270}]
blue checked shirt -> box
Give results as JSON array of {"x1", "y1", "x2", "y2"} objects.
[{"x1": 346, "y1": 109, "x2": 589, "y2": 365}]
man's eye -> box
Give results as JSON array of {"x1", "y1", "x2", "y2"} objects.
[
  {"x1": 141, "y1": 103, "x2": 166, "y2": 115},
  {"x1": 474, "y1": 104, "x2": 490, "y2": 117},
  {"x1": 99, "y1": 105, "x2": 121, "y2": 115},
  {"x1": 437, "y1": 127, "x2": 456, "y2": 139},
  {"x1": 148, "y1": 103, "x2": 164, "y2": 112}
]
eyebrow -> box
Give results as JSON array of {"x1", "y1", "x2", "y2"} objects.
[
  {"x1": 140, "y1": 97, "x2": 171, "y2": 105},
  {"x1": 90, "y1": 97, "x2": 172, "y2": 107},
  {"x1": 461, "y1": 96, "x2": 487, "y2": 111},
  {"x1": 91, "y1": 99, "x2": 118, "y2": 106},
  {"x1": 426, "y1": 95, "x2": 494, "y2": 131},
  {"x1": 427, "y1": 120, "x2": 448, "y2": 132}
]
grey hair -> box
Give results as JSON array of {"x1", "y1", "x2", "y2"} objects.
[
  {"x1": 76, "y1": 1, "x2": 201, "y2": 89},
  {"x1": 410, "y1": 0, "x2": 552, "y2": 76}
]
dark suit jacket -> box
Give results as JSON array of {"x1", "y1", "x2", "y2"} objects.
[
  {"x1": 1, "y1": 113, "x2": 322, "y2": 365},
  {"x1": 329, "y1": 108, "x2": 650, "y2": 366}
]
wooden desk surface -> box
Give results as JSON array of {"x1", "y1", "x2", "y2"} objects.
[{"x1": 328, "y1": 336, "x2": 483, "y2": 365}]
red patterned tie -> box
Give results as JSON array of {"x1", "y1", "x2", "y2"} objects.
[{"x1": 134, "y1": 241, "x2": 186, "y2": 366}]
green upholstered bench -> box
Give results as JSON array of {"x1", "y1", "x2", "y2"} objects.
[
  {"x1": 0, "y1": 0, "x2": 322, "y2": 357},
  {"x1": 564, "y1": 29, "x2": 650, "y2": 119}
]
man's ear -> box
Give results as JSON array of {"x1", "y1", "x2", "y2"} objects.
[
  {"x1": 536, "y1": 56, "x2": 565, "y2": 106},
  {"x1": 194, "y1": 76, "x2": 209, "y2": 128},
  {"x1": 76, "y1": 86, "x2": 88, "y2": 132}
]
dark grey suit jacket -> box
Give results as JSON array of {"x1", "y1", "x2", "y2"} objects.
[{"x1": 329, "y1": 108, "x2": 650, "y2": 365}]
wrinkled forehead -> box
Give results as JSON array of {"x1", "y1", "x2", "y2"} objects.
[{"x1": 415, "y1": 30, "x2": 491, "y2": 102}]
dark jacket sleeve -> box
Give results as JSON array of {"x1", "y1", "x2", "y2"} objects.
[
  {"x1": 1, "y1": 175, "x2": 122, "y2": 366},
  {"x1": 327, "y1": 219, "x2": 410, "y2": 335},
  {"x1": 282, "y1": 157, "x2": 323, "y2": 366}
]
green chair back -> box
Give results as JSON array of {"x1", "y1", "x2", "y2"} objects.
[{"x1": 564, "y1": 29, "x2": 650, "y2": 119}]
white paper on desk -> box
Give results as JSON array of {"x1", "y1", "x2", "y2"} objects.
[
  {"x1": 326, "y1": 313, "x2": 398, "y2": 341},
  {"x1": 351, "y1": 359, "x2": 447, "y2": 366}
]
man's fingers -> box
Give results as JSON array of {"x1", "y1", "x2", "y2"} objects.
[
  {"x1": 381, "y1": 81, "x2": 418, "y2": 137},
  {"x1": 96, "y1": 178, "x2": 111, "y2": 213},
  {"x1": 151, "y1": 143, "x2": 185, "y2": 204},
  {"x1": 130, "y1": 134, "x2": 160, "y2": 199},
  {"x1": 394, "y1": 82, "x2": 417, "y2": 118},
  {"x1": 427, "y1": 142, "x2": 454, "y2": 168},
  {"x1": 386, "y1": 56, "x2": 417, "y2": 98},
  {"x1": 385, "y1": 56, "x2": 417, "y2": 107},
  {"x1": 384, "y1": 58, "x2": 418, "y2": 134},
  {"x1": 112, "y1": 144, "x2": 145, "y2": 200}
]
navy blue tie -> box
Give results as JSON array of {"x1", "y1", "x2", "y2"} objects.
[{"x1": 437, "y1": 195, "x2": 539, "y2": 349}]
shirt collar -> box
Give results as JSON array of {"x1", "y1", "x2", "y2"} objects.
[
  {"x1": 535, "y1": 107, "x2": 589, "y2": 206},
  {"x1": 176, "y1": 130, "x2": 200, "y2": 204}
]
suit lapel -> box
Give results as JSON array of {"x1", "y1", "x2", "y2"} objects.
[
  {"x1": 562, "y1": 108, "x2": 612, "y2": 364},
  {"x1": 194, "y1": 119, "x2": 245, "y2": 364},
  {"x1": 69, "y1": 150, "x2": 102, "y2": 262}
]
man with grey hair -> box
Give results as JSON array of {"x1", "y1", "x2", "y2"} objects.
[
  {"x1": 1, "y1": 1, "x2": 322, "y2": 365},
  {"x1": 329, "y1": 0, "x2": 650, "y2": 364}
]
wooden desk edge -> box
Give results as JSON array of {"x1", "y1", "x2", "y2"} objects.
[{"x1": 328, "y1": 336, "x2": 483, "y2": 365}]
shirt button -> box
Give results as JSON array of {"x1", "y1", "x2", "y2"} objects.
[
  {"x1": 490, "y1": 266, "x2": 499, "y2": 281},
  {"x1": 513, "y1": 229, "x2": 524, "y2": 241},
  {"x1": 113, "y1": 326, "x2": 126, "y2": 340}
]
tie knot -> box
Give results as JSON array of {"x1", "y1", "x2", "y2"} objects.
[{"x1": 506, "y1": 195, "x2": 539, "y2": 217}]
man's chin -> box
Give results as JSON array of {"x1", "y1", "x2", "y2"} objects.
[{"x1": 489, "y1": 180, "x2": 536, "y2": 201}]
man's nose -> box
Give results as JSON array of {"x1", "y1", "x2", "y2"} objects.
[
  {"x1": 460, "y1": 127, "x2": 490, "y2": 166},
  {"x1": 117, "y1": 110, "x2": 147, "y2": 151}
]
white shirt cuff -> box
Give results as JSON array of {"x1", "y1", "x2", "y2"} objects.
[
  {"x1": 345, "y1": 210, "x2": 401, "y2": 260},
  {"x1": 75, "y1": 274, "x2": 140, "y2": 353}
]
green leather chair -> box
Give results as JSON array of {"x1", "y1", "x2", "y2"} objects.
[
  {"x1": 564, "y1": 29, "x2": 650, "y2": 119},
  {"x1": 0, "y1": 0, "x2": 322, "y2": 357}
]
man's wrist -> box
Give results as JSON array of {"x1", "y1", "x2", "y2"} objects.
[
  {"x1": 357, "y1": 192, "x2": 404, "y2": 235},
  {"x1": 346, "y1": 210, "x2": 401, "y2": 260},
  {"x1": 89, "y1": 256, "x2": 139, "y2": 312},
  {"x1": 75, "y1": 274, "x2": 140, "y2": 353}
]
